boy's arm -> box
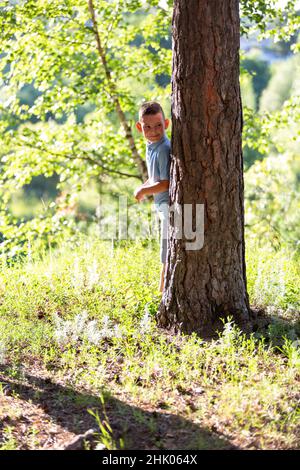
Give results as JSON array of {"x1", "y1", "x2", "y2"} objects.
[
  {"x1": 134, "y1": 178, "x2": 150, "y2": 201},
  {"x1": 135, "y1": 145, "x2": 170, "y2": 201},
  {"x1": 141, "y1": 178, "x2": 150, "y2": 187},
  {"x1": 134, "y1": 180, "x2": 169, "y2": 202},
  {"x1": 142, "y1": 180, "x2": 169, "y2": 195}
]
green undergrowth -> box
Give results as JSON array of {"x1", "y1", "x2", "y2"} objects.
[{"x1": 0, "y1": 237, "x2": 299, "y2": 449}]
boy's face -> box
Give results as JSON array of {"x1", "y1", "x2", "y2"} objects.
[{"x1": 136, "y1": 112, "x2": 169, "y2": 143}]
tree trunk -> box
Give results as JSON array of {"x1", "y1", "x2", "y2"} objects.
[{"x1": 157, "y1": 0, "x2": 251, "y2": 336}]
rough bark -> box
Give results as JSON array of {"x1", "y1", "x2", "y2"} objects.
[{"x1": 157, "y1": 0, "x2": 251, "y2": 336}]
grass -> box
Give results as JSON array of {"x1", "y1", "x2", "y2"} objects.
[
  {"x1": 246, "y1": 242, "x2": 300, "y2": 313},
  {"x1": 0, "y1": 236, "x2": 299, "y2": 449}
]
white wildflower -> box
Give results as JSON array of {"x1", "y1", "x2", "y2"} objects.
[
  {"x1": 54, "y1": 328, "x2": 69, "y2": 346},
  {"x1": 85, "y1": 320, "x2": 102, "y2": 345},
  {"x1": 101, "y1": 315, "x2": 113, "y2": 337},
  {"x1": 0, "y1": 341, "x2": 6, "y2": 365},
  {"x1": 52, "y1": 311, "x2": 120, "y2": 347},
  {"x1": 140, "y1": 306, "x2": 152, "y2": 333},
  {"x1": 113, "y1": 324, "x2": 123, "y2": 339},
  {"x1": 54, "y1": 319, "x2": 74, "y2": 346},
  {"x1": 71, "y1": 257, "x2": 85, "y2": 290},
  {"x1": 53, "y1": 312, "x2": 88, "y2": 346},
  {"x1": 87, "y1": 259, "x2": 100, "y2": 290},
  {"x1": 73, "y1": 311, "x2": 89, "y2": 336}
]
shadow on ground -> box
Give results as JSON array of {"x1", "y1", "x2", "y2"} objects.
[{"x1": 0, "y1": 366, "x2": 236, "y2": 450}]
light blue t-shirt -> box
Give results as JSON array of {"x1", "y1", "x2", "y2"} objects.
[{"x1": 146, "y1": 134, "x2": 171, "y2": 206}]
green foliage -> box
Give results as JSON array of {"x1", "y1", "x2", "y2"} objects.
[
  {"x1": 0, "y1": 237, "x2": 299, "y2": 449},
  {"x1": 245, "y1": 152, "x2": 300, "y2": 249},
  {"x1": 0, "y1": 0, "x2": 299, "y2": 254},
  {"x1": 0, "y1": 205, "x2": 80, "y2": 260},
  {"x1": 0, "y1": 0, "x2": 174, "y2": 253},
  {"x1": 240, "y1": 0, "x2": 300, "y2": 40},
  {"x1": 240, "y1": 72, "x2": 256, "y2": 110},
  {"x1": 260, "y1": 54, "x2": 299, "y2": 112},
  {"x1": 241, "y1": 51, "x2": 271, "y2": 109},
  {"x1": 0, "y1": 0, "x2": 172, "y2": 217},
  {"x1": 267, "y1": 320, "x2": 299, "y2": 347},
  {"x1": 0, "y1": 3, "x2": 299, "y2": 449},
  {"x1": 88, "y1": 400, "x2": 125, "y2": 450},
  {"x1": 243, "y1": 89, "x2": 300, "y2": 162},
  {"x1": 0, "y1": 426, "x2": 18, "y2": 450},
  {"x1": 246, "y1": 240, "x2": 300, "y2": 311}
]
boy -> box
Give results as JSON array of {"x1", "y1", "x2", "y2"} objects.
[{"x1": 134, "y1": 101, "x2": 171, "y2": 292}]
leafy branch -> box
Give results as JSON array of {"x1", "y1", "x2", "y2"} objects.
[{"x1": 87, "y1": 0, "x2": 147, "y2": 180}]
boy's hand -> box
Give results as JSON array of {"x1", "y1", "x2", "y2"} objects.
[{"x1": 134, "y1": 186, "x2": 146, "y2": 202}]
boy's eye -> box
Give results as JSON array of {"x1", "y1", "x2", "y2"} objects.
[{"x1": 143, "y1": 123, "x2": 162, "y2": 131}]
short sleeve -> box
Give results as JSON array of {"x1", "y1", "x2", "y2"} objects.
[{"x1": 157, "y1": 146, "x2": 170, "y2": 181}]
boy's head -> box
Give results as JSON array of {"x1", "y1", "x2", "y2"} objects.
[{"x1": 136, "y1": 101, "x2": 169, "y2": 143}]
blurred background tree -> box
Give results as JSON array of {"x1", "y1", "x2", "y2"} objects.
[{"x1": 0, "y1": 0, "x2": 299, "y2": 257}]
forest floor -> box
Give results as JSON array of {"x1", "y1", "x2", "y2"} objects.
[
  {"x1": 0, "y1": 349, "x2": 236, "y2": 451},
  {"x1": 0, "y1": 239, "x2": 299, "y2": 450}
]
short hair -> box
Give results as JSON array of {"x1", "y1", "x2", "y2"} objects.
[{"x1": 139, "y1": 101, "x2": 165, "y2": 120}]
